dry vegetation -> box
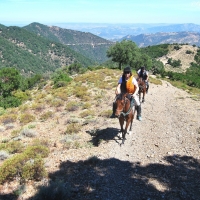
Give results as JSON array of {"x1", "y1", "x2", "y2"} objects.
[{"x1": 158, "y1": 44, "x2": 198, "y2": 72}]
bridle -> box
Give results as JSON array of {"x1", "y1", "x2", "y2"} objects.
[{"x1": 116, "y1": 94, "x2": 134, "y2": 117}]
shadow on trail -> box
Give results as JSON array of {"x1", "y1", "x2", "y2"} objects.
[
  {"x1": 86, "y1": 127, "x2": 121, "y2": 146},
  {"x1": 2, "y1": 155, "x2": 199, "y2": 200}
]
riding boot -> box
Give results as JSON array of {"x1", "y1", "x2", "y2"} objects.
[
  {"x1": 146, "y1": 82, "x2": 149, "y2": 94},
  {"x1": 110, "y1": 102, "x2": 117, "y2": 118},
  {"x1": 136, "y1": 105, "x2": 142, "y2": 121}
]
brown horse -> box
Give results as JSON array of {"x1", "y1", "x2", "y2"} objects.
[
  {"x1": 114, "y1": 93, "x2": 135, "y2": 144},
  {"x1": 137, "y1": 77, "x2": 146, "y2": 103}
]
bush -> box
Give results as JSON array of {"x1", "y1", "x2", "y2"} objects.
[
  {"x1": 0, "y1": 113, "x2": 17, "y2": 124},
  {"x1": 0, "y1": 145, "x2": 49, "y2": 183},
  {"x1": 19, "y1": 113, "x2": 35, "y2": 124},
  {"x1": 20, "y1": 128, "x2": 37, "y2": 137},
  {"x1": 0, "y1": 141, "x2": 24, "y2": 153},
  {"x1": 52, "y1": 70, "x2": 72, "y2": 88},
  {"x1": 12, "y1": 90, "x2": 31, "y2": 102},
  {"x1": 65, "y1": 101, "x2": 80, "y2": 111},
  {"x1": 0, "y1": 96, "x2": 21, "y2": 109},
  {"x1": 40, "y1": 111, "x2": 54, "y2": 121},
  {"x1": 186, "y1": 50, "x2": 193, "y2": 54},
  {"x1": 79, "y1": 110, "x2": 95, "y2": 118},
  {"x1": 65, "y1": 123, "x2": 81, "y2": 134}
]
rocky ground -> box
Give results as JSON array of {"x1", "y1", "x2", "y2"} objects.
[{"x1": 0, "y1": 78, "x2": 200, "y2": 200}]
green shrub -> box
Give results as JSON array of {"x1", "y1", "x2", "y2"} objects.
[
  {"x1": 0, "y1": 113, "x2": 17, "y2": 124},
  {"x1": 65, "y1": 101, "x2": 80, "y2": 111},
  {"x1": 31, "y1": 103, "x2": 45, "y2": 112},
  {"x1": 0, "y1": 96, "x2": 21, "y2": 109},
  {"x1": 65, "y1": 123, "x2": 81, "y2": 134},
  {"x1": 79, "y1": 110, "x2": 95, "y2": 118},
  {"x1": 0, "y1": 145, "x2": 49, "y2": 183},
  {"x1": 186, "y1": 50, "x2": 193, "y2": 54},
  {"x1": 82, "y1": 102, "x2": 91, "y2": 109},
  {"x1": 99, "y1": 110, "x2": 112, "y2": 118},
  {"x1": 12, "y1": 90, "x2": 31, "y2": 102},
  {"x1": 50, "y1": 99, "x2": 64, "y2": 107},
  {"x1": 21, "y1": 156, "x2": 47, "y2": 181},
  {"x1": 19, "y1": 113, "x2": 35, "y2": 124},
  {"x1": 40, "y1": 111, "x2": 54, "y2": 121},
  {"x1": 0, "y1": 141, "x2": 24, "y2": 153}
]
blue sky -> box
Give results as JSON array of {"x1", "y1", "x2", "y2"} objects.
[{"x1": 1, "y1": 0, "x2": 200, "y2": 26}]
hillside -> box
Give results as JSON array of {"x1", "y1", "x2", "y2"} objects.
[
  {"x1": 0, "y1": 25, "x2": 94, "y2": 74},
  {"x1": 122, "y1": 32, "x2": 200, "y2": 47},
  {"x1": 157, "y1": 44, "x2": 198, "y2": 72},
  {"x1": 0, "y1": 69, "x2": 199, "y2": 199},
  {"x1": 23, "y1": 22, "x2": 114, "y2": 63}
]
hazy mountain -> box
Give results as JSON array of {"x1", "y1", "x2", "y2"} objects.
[
  {"x1": 51, "y1": 23, "x2": 200, "y2": 40},
  {"x1": 23, "y1": 22, "x2": 114, "y2": 63},
  {"x1": 0, "y1": 25, "x2": 94, "y2": 74},
  {"x1": 121, "y1": 32, "x2": 200, "y2": 47}
]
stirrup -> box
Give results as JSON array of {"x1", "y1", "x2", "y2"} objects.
[
  {"x1": 110, "y1": 114, "x2": 116, "y2": 118},
  {"x1": 137, "y1": 116, "x2": 142, "y2": 121}
]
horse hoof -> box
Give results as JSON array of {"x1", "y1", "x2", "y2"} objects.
[
  {"x1": 128, "y1": 131, "x2": 132, "y2": 135},
  {"x1": 118, "y1": 133, "x2": 122, "y2": 138}
]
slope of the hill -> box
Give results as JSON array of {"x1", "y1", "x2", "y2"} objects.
[
  {"x1": 0, "y1": 25, "x2": 94, "y2": 74},
  {"x1": 23, "y1": 22, "x2": 114, "y2": 63},
  {"x1": 157, "y1": 44, "x2": 198, "y2": 72},
  {"x1": 0, "y1": 69, "x2": 199, "y2": 199}
]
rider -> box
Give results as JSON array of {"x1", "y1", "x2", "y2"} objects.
[
  {"x1": 110, "y1": 66, "x2": 142, "y2": 121},
  {"x1": 137, "y1": 66, "x2": 149, "y2": 93}
]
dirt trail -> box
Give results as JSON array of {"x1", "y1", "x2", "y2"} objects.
[
  {"x1": 90, "y1": 80, "x2": 200, "y2": 199},
  {"x1": 109, "y1": 80, "x2": 200, "y2": 164}
]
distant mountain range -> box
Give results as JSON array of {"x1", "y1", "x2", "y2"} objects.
[
  {"x1": 52, "y1": 23, "x2": 200, "y2": 40},
  {"x1": 121, "y1": 32, "x2": 200, "y2": 47}
]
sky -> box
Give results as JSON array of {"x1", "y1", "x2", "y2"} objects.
[{"x1": 1, "y1": 0, "x2": 200, "y2": 26}]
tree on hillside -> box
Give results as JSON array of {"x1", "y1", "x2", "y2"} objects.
[
  {"x1": 106, "y1": 40, "x2": 139, "y2": 70},
  {"x1": 0, "y1": 67, "x2": 21, "y2": 97}
]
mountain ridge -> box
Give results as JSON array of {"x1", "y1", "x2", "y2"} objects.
[
  {"x1": 23, "y1": 22, "x2": 113, "y2": 63},
  {"x1": 122, "y1": 31, "x2": 200, "y2": 47}
]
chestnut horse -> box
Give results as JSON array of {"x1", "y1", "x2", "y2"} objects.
[
  {"x1": 114, "y1": 93, "x2": 135, "y2": 144},
  {"x1": 138, "y1": 77, "x2": 146, "y2": 103}
]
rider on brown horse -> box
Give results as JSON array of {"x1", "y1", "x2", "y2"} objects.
[
  {"x1": 137, "y1": 66, "x2": 149, "y2": 93},
  {"x1": 110, "y1": 66, "x2": 142, "y2": 121}
]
